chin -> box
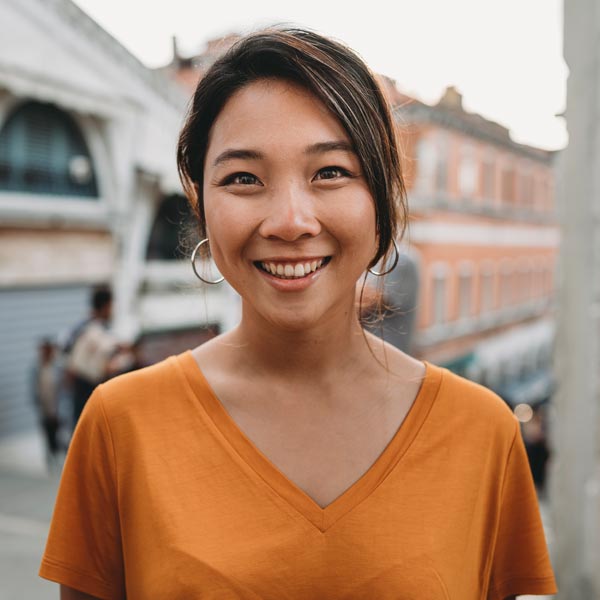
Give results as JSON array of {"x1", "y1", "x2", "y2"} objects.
[
  {"x1": 247, "y1": 301, "x2": 327, "y2": 333},
  {"x1": 267, "y1": 310, "x2": 322, "y2": 333},
  {"x1": 243, "y1": 290, "x2": 356, "y2": 333}
]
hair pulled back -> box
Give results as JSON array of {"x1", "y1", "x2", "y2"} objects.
[{"x1": 177, "y1": 27, "x2": 407, "y2": 267}]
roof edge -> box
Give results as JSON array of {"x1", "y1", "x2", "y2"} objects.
[{"x1": 43, "y1": 0, "x2": 188, "y2": 109}]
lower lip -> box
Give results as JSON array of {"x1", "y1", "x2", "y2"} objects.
[{"x1": 255, "y1": 263, "x2": 327, "y2": 292}]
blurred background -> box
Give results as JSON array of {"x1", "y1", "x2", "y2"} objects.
[{"x1": 0, "y1": 0, "x2": 597, "y2": 597}]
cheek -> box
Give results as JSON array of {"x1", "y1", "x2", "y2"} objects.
[
  {"x1": 203, "y1": 189, "x2": 234, "y2": 238},
  {"x1": 342, "y1": 193, "x2": 378, "y2": 253},
  {"x1": 202, "y1": 195, "x2": 231, "y2": 262},
  {"x1": 202, "y1": 194, "x2": 256, "y2": 264}
]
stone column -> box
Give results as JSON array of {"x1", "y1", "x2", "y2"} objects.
[
  {"x1": 552, "y1": 0, "x2": 600, "y2": 597},
  {"x1": 111, "y1": 168, "x2": 160, "y2": 342}
]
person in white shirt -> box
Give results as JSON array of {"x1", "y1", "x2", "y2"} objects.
[{"x1": 65, "y1": 287, "x2": 120, "y2": 428}]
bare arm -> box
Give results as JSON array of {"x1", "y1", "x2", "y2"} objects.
[{"x1": 60, "y1": 585, "x2": 102, "y2": 600}]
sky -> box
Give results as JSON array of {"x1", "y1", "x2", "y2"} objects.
[{"x1": 72, "y1": 0, "x2": 568, "y2": 151}]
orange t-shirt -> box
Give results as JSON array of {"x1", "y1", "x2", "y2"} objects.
[{"x1": 40, "y1": 351, "x2": 556, "y2": 599}]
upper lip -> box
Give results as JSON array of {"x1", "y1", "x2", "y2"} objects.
[{"x1": 254, "y1": 256, "x2": 329, "y2": 263}]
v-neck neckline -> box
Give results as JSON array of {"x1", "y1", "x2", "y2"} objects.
[{"x1": 176, "y1": 350, "x2": 443, "y2": 532}]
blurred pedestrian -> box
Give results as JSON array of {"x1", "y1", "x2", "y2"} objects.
[
  {"x1": 522, "y1": 408, "x2": 551, "y2": 497},
  {"x1": 31, "y1": 339, "x2": 63, "y2": 471},
  {"x1": 106, "y1": 337, "x2": 147, "y2": 377},
  {"x1": 64, "y1": 286, "x2": 121, "y2": 428}
]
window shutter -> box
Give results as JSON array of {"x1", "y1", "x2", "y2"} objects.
[{"x1": 0, "y1": 101, "x2": 99, "y2": 197}]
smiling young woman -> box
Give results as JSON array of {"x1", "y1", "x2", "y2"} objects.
[{"x1": 40, "y1": 28, "x2": 556, "y2": 600}]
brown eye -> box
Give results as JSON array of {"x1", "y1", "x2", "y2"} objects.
[
  {"x1": 314, "y1": 166, "x2": 351, "y2": 181},
  {"x1": 222, "y1": 172, "x2": 261, "y2": 186}
]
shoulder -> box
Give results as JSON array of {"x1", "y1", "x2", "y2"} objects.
[
  {"x1": 435, "y1": 366, "x2": 513, "y2": 417},
  {"x1": 73, "y1": 319, "x2": 103, "y2": 340},
  {"x1": 94, "y1": 353, "x2": 189, "y2": 422},
  {"x1": 427, "y1": 363, "x2": 519, "y2": 445}
]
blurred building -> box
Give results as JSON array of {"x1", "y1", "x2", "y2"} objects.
[
  {"x1": 158, "y1": 34, "x2": 240, "y2": 96},
  {"x1": 551, "y1": 0, "x2": 600, "y2": 596},
  {"x1": 0, "y1": 0, "x2": 236, "y2": 437},
  {"x1": 389, "y1": 83, "x2": 558, "y2": 411}
]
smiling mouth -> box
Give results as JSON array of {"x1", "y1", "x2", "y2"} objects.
[{"x1": 254, "y1": 257, "x2": 332, "y2": 279}]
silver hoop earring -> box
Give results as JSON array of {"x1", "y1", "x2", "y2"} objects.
[
  {"x1": 191, "y1": 239, "x2": 225, "y2": 285},
  {"x1": 368, "y1": 239, "x2": 400, "y2": 277}
]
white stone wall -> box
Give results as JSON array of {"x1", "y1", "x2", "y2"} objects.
[
  {"x1": 0, "y1": 230, "x2": 114, "y2": 287},
  {"x1": 0, "y1": 0, "x2": 238, "y2": 344}
]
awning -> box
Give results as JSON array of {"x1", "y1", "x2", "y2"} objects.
[
  {"x1": 494, "y1": 369, "x2": 556, "y2": 407},
  {"x1": 472, "y1": 318, "x2": 555, "y2": 371},
  {"x1": 440, "y1": 352, "x2": 475, "y2": 375}
]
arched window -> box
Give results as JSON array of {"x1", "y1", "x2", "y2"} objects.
[
  {"x1": 482, "y1": 149, "x2": 496, "y2": 204},
  {"x1": 415, "y1": 134, "x2": 437, "y2": 194},
  {"x1": 499, "y1": 261, "x2": 513, "y2": 307},
  {"x1": 458, "y1": 143, "x2": 478, "y2": 200},
  {"x1": 479, "y1": 261, "x2": 495, "y2": 314},
  {"x1": 146, "y1": 194, "x2": 192, "y2": 261},
  {"x1": 457, "y1": 261, "x2": 474, "y2": 319},
  {"x1": 430, "y1": 263, "x2": 449, "y2": 326},
  {"x1": 0, "y1": 101, "x2": 98, "y2": 197},
  {"x1": 434, "y1": 132, "x2": 449, "y2": 194}
]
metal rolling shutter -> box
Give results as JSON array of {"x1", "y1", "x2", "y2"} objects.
[{"x1": 0, "y1": 285, "x2": 89, "y2": 437}]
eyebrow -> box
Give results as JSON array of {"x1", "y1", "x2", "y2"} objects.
[
  {"x1": 212, "y1": 149, "x2": 264, "y2": 167},
  {"x1": 304, "y1": 140, "x2": 356, "y2": 156},
  {"x1": 212, "y1": 140, "x2": 356, "y2": 168}
]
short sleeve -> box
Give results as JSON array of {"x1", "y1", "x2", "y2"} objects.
[
  {"x1": 487, "y1": 421, "x2": 557, "y2": 600},
  {"x1": 39, "y1": 385, "x2": 125, "y2": 599}
]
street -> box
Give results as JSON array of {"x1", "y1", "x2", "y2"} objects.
[{"x1": 0, "y1": 431, "x2": 60, "y2": 599}]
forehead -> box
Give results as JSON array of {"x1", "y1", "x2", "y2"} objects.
[{"x1": 205, "y1": 79, "x2": 350, "y2": 159}]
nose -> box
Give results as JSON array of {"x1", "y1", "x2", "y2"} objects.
[{"x1": 258, "y1": 183, "x2": 322, "y2": 241}]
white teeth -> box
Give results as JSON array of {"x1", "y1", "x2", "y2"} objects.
[{"x1": 259, "y1": 259, "x2": 328, "y2": 279}]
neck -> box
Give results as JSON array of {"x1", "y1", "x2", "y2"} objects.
[{"x1": 228, "y1": 300, "x2": 382, "y2": 381}]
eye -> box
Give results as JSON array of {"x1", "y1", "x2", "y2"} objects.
[
  {"x1": 314, "y1": 166, "x2": 352, "y2": 181},
  {"x1": 221, "y1": 172, "x2": 262, "y2": 186}
]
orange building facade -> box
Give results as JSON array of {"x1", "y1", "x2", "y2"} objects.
[{"x1": 394, "y1": 86, "x2": 557, "y2": 401}]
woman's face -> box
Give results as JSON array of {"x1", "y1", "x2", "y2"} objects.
[{"x1": 202, "y1": 79, "x2": 377, "y2": 331}]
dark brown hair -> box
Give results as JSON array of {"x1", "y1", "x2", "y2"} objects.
[{"x1": 177, "y1": 27, "x2": 407, "y2": 268}]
